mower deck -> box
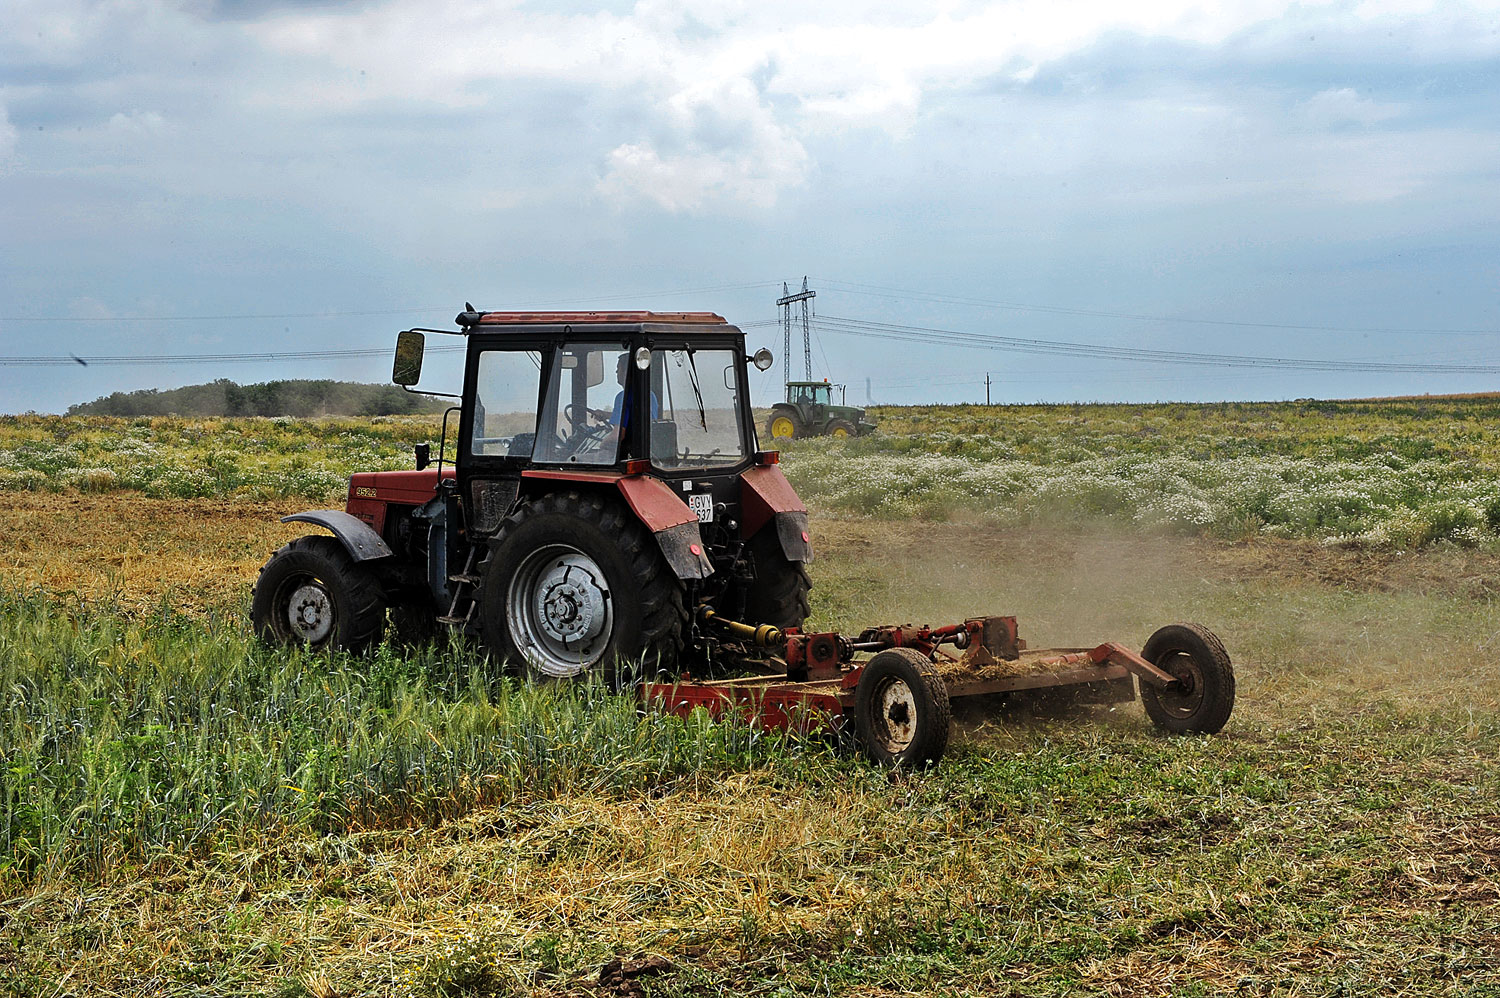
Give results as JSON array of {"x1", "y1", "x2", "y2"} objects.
[{"x1": 644, "y1": 615, "x2": 1235, "y2": 766}]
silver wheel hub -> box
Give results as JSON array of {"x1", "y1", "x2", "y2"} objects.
[
  {"x1": 287, "y1": 583, "x2": 333, "y2": 643},
  {"x1": 874, "y1": 677, "x2": 918, "y2": 753},
  {"x1": 507, "y1": 546, "x2": 613, "y2": 678}
]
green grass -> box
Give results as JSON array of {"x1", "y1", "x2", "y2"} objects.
[{"x1": 0, "y1": 589, "x2": 804, "y2": 885}]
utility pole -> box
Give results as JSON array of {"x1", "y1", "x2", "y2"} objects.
[
  {"x1": 985, "y1": 372, "x2": 992, "y2": 405},
  {"x1": 776, "y1": 278, "x2": 816, "y2": 384}
]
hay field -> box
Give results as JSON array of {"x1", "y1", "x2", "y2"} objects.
[{"x1": 1, "y1": 404, "x2": 1498, "y2": 997}]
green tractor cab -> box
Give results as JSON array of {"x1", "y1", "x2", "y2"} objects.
[{"x1": 766, "y1": 380, "x2": 877, "y2": 441}]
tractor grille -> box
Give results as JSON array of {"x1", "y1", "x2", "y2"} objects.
[{"x1": 470, "y1": 479, "x2": 520, "y2": 535}]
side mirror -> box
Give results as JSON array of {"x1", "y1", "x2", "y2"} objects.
[
  {"x1": 751, "y1": 347, "x2": 774, "y2": 371},
  {"x1": 393, "y1": 331, "x2": 425, "y2": 386}
]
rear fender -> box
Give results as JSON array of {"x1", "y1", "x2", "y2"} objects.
[
  {"x1": 281, "y1": 509, "x2": 394, "y2": 563},
  {"x1": 616, "y1": 476, "x2": 714, "y2": 580},
  {"x1": 740, "y1": 465, "x2": 813, "y2": 562},
  {"x1": 520, "y1": 470, "x2": 714, "y2": 580}
]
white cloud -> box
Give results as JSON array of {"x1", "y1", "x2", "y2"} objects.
[
  {"x1": 107, "y1": 109, "x2": 168, "y2": 135},
  {"x1": 230, "y1": 0, "x2": 1500, "y2": 211},
  {"x1": 1299, "y1": 87, "x2": 1404, "y2": 129}
]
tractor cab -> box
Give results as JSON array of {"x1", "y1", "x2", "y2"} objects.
[
  {"x1": 787, "y1": 381, "x2": 833, "y2": 407},
  {"x1": 441, "y1": 312, "x2": 766, "y2": 537}
]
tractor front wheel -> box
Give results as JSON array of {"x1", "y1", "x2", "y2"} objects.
[
  {"x1": 251, "y1": 535, "x2": 386, "y2": 652},
  {"x1": 481, "y1": 491, "x2": 686, "y2": 682},
  {"x1": 826, "y1": 418, "x2": 856, "y2": 439},
  {"x1": 1139, "y1": 623, "x2": 1235, "y2": 734},
  {"x1": 767, "y1": 411, "x2": 801, "y2": 441},
  {"x1": 853, "y1": 648, "x2": 951, "y2": 767}
]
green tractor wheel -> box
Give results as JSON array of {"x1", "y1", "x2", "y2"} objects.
[{"x1": 767, "y1": 411, "x2": 801, "y2": 441}]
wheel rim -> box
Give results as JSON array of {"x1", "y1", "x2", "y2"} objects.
[
  {"x1": 282, "y1": 579, "x2": 334, "y2": 644},
  {"x1": 506, "y1": 544, "x2": 614, "y2": 678},
  {"x1": 869, "y1": 675, "x2": 918, "y2": 754},
  {"x1": 831, "y1": 426, "x2": 849, "y2": 438},
  {"x1": 770, "y1": 416, "x2": 795, "y2": 439},
  {"x1": 1152, "y1": 650, "x2": 1206, "y2": 719}
]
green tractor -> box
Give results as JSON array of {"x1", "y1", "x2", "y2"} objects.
[{"x1": 766, "y1": 380, "x2": 877, "y2": 441}]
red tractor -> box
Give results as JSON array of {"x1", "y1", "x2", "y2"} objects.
[
  {"x1": 252, "y1": 308, "x2": 811, "y2": 678},
  {"x1": 252, "y1": 306, "x2": 1236, "y2": 766}
]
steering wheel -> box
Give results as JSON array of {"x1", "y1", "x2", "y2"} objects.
[
  {"x1": 563, "y1": 420, "x2": 613, "y2": 459},
  {"x1": 564, "y1": 403, "x2": 612, "y2": 425}
]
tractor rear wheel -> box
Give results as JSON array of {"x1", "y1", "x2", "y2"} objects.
[
  {"x1": 826, "y1": 418, "x2": 856, "y2": 439},
  {"x1": 853, "y1": 648, "x2": 951, "y2": 767},
  {"x1": 251, "y1": 535, "x2": 386, "y2": 652},
  {"x1": 480, "y1": 491, "x2": 686, "y2": 682},
  {"x1": 1139, "y1": 623, "x2": 1235, "y2": 734},
  {"x1": 739, "y1": 528, "x2": 811, "y2": 631},
  {"x1": 767, "y1": 411, "x2": 802, "y2": 441}
]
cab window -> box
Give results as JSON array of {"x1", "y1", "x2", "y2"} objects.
[
  {"x1": 533, "y1": 343, "x2": 630, "y2": 466},
  {"x1": 649, "y1": 348, "x2": 746, "y2": 470},
  {"x1": 471, "y1": 349, "x2": 543, "y2": 457}
]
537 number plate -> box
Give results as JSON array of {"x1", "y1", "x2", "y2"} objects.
[{"x1": 688, "y1": 493, "x2": 714, "y2": 523}]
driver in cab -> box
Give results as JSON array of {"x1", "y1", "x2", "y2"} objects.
[{"x1": 603, "y1": 352, "x2": 660, "y2": 448}]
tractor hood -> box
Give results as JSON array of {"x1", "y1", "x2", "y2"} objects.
[{"x1": 348, "y1": 468, "x2": 455, "y2": 505}]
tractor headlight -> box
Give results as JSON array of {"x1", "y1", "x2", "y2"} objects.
[
  {"x1": 751, "y1": 347, "x2": 773, "y2": 371},
  {"x1": 634, "y1": 346, "x2": 651, "y2": 370}
]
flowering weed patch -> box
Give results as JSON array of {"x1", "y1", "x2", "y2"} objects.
[
  {"x1": 7, "y1": 399, "x2": 1500, "y2": 546},
  {"x1": 780, "y1": 398, "x2": 1500, "y2": 547},
  {"x1": 0, "y1": 414, "x2": 437, "y2": 503}
]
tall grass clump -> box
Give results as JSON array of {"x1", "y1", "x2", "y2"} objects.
[{"x1": 0, "y1": 589, "x2": 813, "y2": 883}]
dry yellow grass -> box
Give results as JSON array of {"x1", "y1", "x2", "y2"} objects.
[{"x1": 0, "y1": 492, "x2": 307, "y2": 610}]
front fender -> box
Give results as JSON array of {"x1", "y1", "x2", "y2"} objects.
[{"x1": 281, "y1": 509, "x2": 394, "y2": 563}]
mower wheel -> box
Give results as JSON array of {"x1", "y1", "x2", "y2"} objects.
[
  {"x1": 1139, "y1": 623, "x2": 1235, "y2": 734},
  {"x1": 739, "y1": 528, "x2": 811, "y2": 631},
  {"x1": 826, "y1": 419, "x2": 856, "y2": 439},
  {"x1": 853, "y1": 648, "x2": 951, "y2": 767},
  {"x1": 767, "y1": 410, "x2": 802, "y2": 441},
  {"x1": 481, "y1": 491, "x2": 686, "y2": 682},
  {"x1": 251, "y1": 535, "x2": 386, "y2": 653}
]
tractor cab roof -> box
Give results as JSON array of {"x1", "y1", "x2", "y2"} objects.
[{"x1": 456, "y1": 308, "x2": 731, "y2": 331}]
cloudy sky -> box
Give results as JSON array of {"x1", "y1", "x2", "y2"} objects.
[{"x1": 2, "y1": 0, "x2": 1498, "y2": 412}]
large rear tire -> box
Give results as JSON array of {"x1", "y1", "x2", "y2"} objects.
[
  {"x1": 739, "y1": 528, "x2": 811, "y2": 631},
  {"x1": 1140, "y1": 623, "x2": 1235, "y2": 734},
  {"x1": 251, "y1": 535, "x2": 386, "y2": 653},
  {"x1": 767, "y1": 410, "x2": 802, "y2": 441},
  {"x1": 853, "y1": 648, "x2": 951, "y2": 767},
  {"x1": 480, "y1": 491, "x2": 686, "y2": 681}
]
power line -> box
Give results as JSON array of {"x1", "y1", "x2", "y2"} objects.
[
  {"x1": 0, "y1": 281, "x2": 782, "y2": 323},
  {"x1": 812, "y1": 315, "x2": 1500, "y2": 376},
  {"x1": 812, "y1": 277, "x2": 1500, "y2": 337},
  {"x1": 0, "y1": 344, "x2": 466, "y2": 368}
]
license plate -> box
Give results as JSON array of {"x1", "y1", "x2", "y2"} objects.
[{"x1": 688, "y1": 493, "x2": 714, "y2": 523}]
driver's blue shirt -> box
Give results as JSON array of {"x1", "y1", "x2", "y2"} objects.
[{"x1": 610, "y1": 388, "x2": 660, "y2": 430}]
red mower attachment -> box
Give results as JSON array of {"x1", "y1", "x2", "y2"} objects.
[{"x1": 642, "y1": 616, "x2": 1234, "y2": 767}]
